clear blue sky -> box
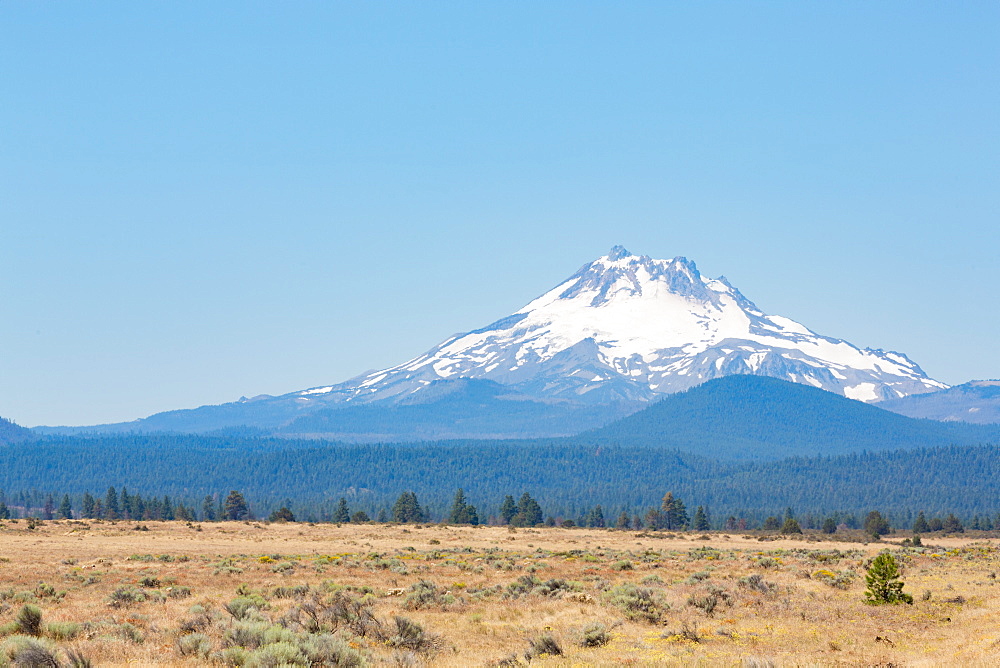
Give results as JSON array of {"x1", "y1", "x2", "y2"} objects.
[{"x1": 2, "y1": 2, "x2": 998, "y2": 426}]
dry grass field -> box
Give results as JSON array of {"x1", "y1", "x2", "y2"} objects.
[{"x1": 0, "y1": 519, "x2": 997, "y2": 666}]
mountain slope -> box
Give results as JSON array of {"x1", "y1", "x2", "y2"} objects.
[
  {"x1": 0, "y1": 416, "x2": 33, "y2": 444},
  {"x1": 290, "y1": 245, "x2": 945, "y2": 408},
  {"x1": 582, "y1": 375, "x2": 1000, "y2": 460},
  {"x1": 878, "y1": 380, "x2": 1000, "y2": 424},
  {"x1": 41, "y1": 246, "x2": 948, "y2": 437}
]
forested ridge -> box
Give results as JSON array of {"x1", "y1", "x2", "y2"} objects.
[{"x1": 3, "y1": 433, "x2": 999, "y2": 525}]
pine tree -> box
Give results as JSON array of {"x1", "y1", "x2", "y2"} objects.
[
  {"x1": 376, "y1": 508, "x2": 388, "y2": 523},
  {"x1": 120, "y1": 488, "x2": 132, "y2": 520},
  {"x1": 864, "y1": 552, "x2": 913, "y2": 605},
  {"x1": 616, "y1": 511, "x2": 631, "y2": 530},
  {"x1": 334, "y1": 498, "x2": 351, "y2": 523},
  {"x1": 693, "y1": 506, "x2": 710, "y2": 531},
  {"x1": 202, "y1": 496, "x2": 217, "y2": 522},
  {"x1": 448, "y1": 489, "x2": 478, "y2": 525},
  {"x1": 81, "y1": 493, "x2": 95, "y2": 519},
  {"x1": 499, "y1": 495, "x2": 517, "y2": 525},
  {"x1": 58, "y1": 495, "x2": 72, "y2": 520},
  {"x1": 223, "y1": 490, "x2": 249, "y2": 520},
  {"x1": 162, "y1": 496, "x2": 175, "y2": 521},
  {"x1": 105, "y1": 487, "x2": 119, "y2": 520},
  {"x1": 780, "y1": 517, "x2": 803, "y2": 534},
  {"x1": 821, "y1": 517, "x2": 837, "y2": 534},
  {"x1": 42, "y1": 494, "x2": 55, "y2": 521},
  {"x1": 912, "y1": 511, "x2": 929, "y2": 533},
  {"x1": 392, "y1": 492, "x2": 424, "y2": 523},
  {"x1": 269, "y1": 507, "x2": 296, "y2": 522},
  {"x1": 351, "y1": 511, "x2": 370, "y2": 523},
  {"x1": 511, "y1": 492, "x2": 543, "y2": 527},
  {"x1": 942, "y1": 513, "x2": 964, "y2": 533},
  {"x1": 0, "y1": 502, "x2": 9, "y2": 520},
  {"x1": 864, "y1": 510, "x2": 890, "y2": 537}
]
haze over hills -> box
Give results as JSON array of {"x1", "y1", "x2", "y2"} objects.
[
  {"x1": 877, "y1": 380, "x2": 1000, "y2": 425},
  {"x1": 39, "y1": 246, "x2": 962, "y2": 438},
  {"x1": 0, "y1": 416, "x2": 32, "y2": 444}
]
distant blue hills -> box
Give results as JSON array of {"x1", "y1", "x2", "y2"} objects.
[{"x1": 30, "y1": 375, "x2": 1000, "y2": 462}]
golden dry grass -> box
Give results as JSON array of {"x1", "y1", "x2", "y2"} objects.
[{"x1": 0, "y1": 519, "x2": 997, "y2": 666}]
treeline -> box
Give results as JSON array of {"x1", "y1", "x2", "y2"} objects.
[
  {"x1": 0, "y1": 486, "x2": 994, "y2": 537},
  {"x1": 4, "y1": 435, "x2": 1000, "y2": 521}
]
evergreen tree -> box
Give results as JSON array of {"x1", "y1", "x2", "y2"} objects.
[
  {"x1": 175, "y1": 504, "x2": 192, "y2": 521},
  {"x1": 448, "y1": 489, "x2": 478, "y2": 525},
  {"x1": 162, "y1": 496, "x2": 175, "y2": 521},
  {"x1": 644, "y1": 508, "x2": 662, "y2": 530},
  {"x1": 223, "y1": 490, "x2": 249, "y2": 520},
  {"x1": 0, "y1": 502, "x2": 9, "y2": 520},
  {"x1": 120, "y1": 488, "x2": 132, "y2": 519},
  {"x1": 392, "y1": 492, "x2": 424, "y2": 523},
  {"x1": 864, "y1": 510, "x2": 890, "y2": 537},
  {"x1": 511, "y1": 492, "x2": 543, "y2": 527},
  {"x1": 942, "y1": 513, "x2": 964, "y2": 533},
  {"x1": 269, "y1": 507, "x2": 296, "y2": 522},
  {"x1": 864, "y1": 552, "x2": 913, "y2": 605},
  {"x1": 821, "y1": 517, "x2": 837, "y2": 534},
  {"x1": 582, "y1": 505, "x2": 605, "y2": 528},
  {"x1": 105, "y1": 487, "x2": 119, "y2": 520},
  {"x1": 693, "y1": 506, "x2": 710, "y2": 531},
  {"x1": 499, "y1": 495, "x2": 517, "y2": 525},
  {"x1": 202, "y1": 496, "x2": 217, "y2": 521},
  {"x1": 763, "y1": 516, "x2": 781, "y2": 531},
  {"x1": 42, "y1": 494, "x2": 55, "y2": 521},
  {"x1": 351, "y1": 511, "x2": 370, "y2": 523},
  {"x1": 58, "y1": 494, "x2": 72, "y2": 520},
  {"x1": 780, "y1": 517, "x2": 803, "y2": 534},
  {"x1": 616, "y1": 511, "x2": 631, "y2": 530},
  {"x1": 81, "y1": 493, "x2": 95, "y2": 519},
  {"x1": 333, "y1": 498, "x2": 351, "y2": 523},
  {"x1": 661, "y1": 492, "x2": 688, "y2": 530},
  {"x1": 913, "y1": 511, "x2": 930, "y2": 534}
]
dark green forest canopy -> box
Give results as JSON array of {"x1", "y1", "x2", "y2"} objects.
[{"x1": 3, "y1": 433, "x2": 999, "y2": 521}]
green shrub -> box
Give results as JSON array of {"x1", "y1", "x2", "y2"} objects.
[
  {"x1": 737, "y1": 574, "x2": 775, "y2": 594},
  {"x1": 14, "y1": 605, "x2": 42, "y2": 637},
  {"x1": 687, "y1": 593, "x2": 718, "y2": 616},
  {"x1": 246, "y1": 641, "x2": 307, "y2": 667},
  {"x1": 167, "y1": 586, "x2": 192, "y2": 599},
  {"x1": 44, "y1": 621, "x2": 80, "y2": 640},
  {"x1": 580, "y1": 622, "x2": 611, "y2": 647},
  {"x1": 298, "y1": 633, "x2": 365, "y2": 667},
  {"x1": 387, "y1": 616, "x2": 433, "y2": 653},
  {"x1": 2, "y1": 635, "x2": 61, "y2": 666},
  {"x1": 224, "y1": 595, "x2": 270, "y2": 620},
  {"x1": 177, "y1": 633, "x2": 212, "y2": 658},
  {"x1": 603, "y1": 583, "x2": 665, "y2": 623},
  {"x1": 526, "y1": 634, "x2": 562, "y2": 659},
  {"x1": 610, "y1": 560, "x2": 633, "y2": 571},
  {"x1": 107, "y1": 586, "x2": 147, "y2": 608}
]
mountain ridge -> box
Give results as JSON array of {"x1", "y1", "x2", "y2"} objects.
[{"x1": 37, "y1": 246, "x2": 955, "y2": 436}]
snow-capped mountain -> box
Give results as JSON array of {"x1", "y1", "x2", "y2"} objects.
[{"x1": 293, "y1": 245, "x2": 946, "y2": 407}]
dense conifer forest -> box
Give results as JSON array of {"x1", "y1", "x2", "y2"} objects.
[{"x1": 2, "y1": 433, "x2": 999, "y2": 527}]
